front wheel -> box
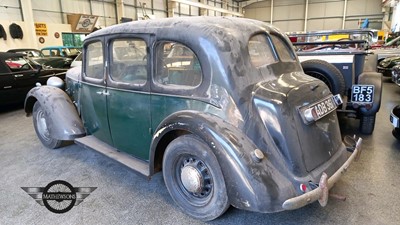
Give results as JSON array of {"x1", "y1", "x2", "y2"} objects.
[
  {"x1": 32, "y1": 101, "x2": 63, "y2": 149},
  {"x1": 162, "y1": 134, "x2": 229, "y2": 221},
  {"x1": 359, "y1": 115, "x2": 376, "y2": 135}
]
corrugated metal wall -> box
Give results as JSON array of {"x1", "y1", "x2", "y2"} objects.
[{"x1": 243, "y1": 0, "x2": 384, "y2": 32}]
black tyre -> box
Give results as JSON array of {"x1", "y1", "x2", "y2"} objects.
[
  {"x1": 162, "y1": 134, "x2": 229, "y2": 221},
  {"x1": 392, "y1": 128, "x2": 400, "y2": 140},
  {"x1": 32, "y1": 101, "x2": 63, "y2": 149},
  {"x1": 359, "y1": 115, "x2": 376, "y2": 135},
  {"x1": 301, "y1": 59, "x2": 346, "y2": 96}
]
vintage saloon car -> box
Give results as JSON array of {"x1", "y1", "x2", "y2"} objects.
[
  {"x1": 24, "y1": 17, "x2": 362, "y2": 221},
  {"x1": 0, "y1": 52, "x2": 66, "y2": 106}
]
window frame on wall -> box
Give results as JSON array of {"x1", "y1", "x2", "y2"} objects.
[{"x1": 62, "y1": 33, "x2": 86, "y2": 47}]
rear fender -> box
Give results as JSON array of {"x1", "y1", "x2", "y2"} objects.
[
  {"x1": 24, "y1": 86, "x2": 85, "y2": 140},
  {"x1": 150, "y1": 111, "x2": 295, "y2": 213},
  {"x1": 357, "y1": 72, "x2": 382, "y2": 115}
]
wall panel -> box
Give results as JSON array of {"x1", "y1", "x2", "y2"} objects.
[{"x1": 244, "y1": 0, "x2": 383, "y2": 32}]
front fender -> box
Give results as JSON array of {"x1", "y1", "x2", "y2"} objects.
[
  {"x1": 358, "y1": 72, "x2": 382, "y2": 116},
  {"x1": 150, "y1": 111, "x2": 296, "y2": 213},
  {"x1": 25, "y1": 86, "x2": 85, "y2": 140}
]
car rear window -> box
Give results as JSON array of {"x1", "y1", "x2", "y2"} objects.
[
  {"x1": 248, "y1": 34, "x2": 277, "y2": 67},
  {"x1": 270, "y1": 35, "x2": 296, "y2": 62}
]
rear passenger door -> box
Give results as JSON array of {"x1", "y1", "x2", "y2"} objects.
[{"x1": 106, "y1": 36, "x2": 152, "y2": 160}]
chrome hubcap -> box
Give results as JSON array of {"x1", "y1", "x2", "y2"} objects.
[
  {"x1": 179, "y1": 157, "x2": 212, "y2": 198},
  {"x1": 36, "y1": 110, "x2": 50, "y2": 141},
  {"x1": 181, "y1": 166, "x2": 203, "y2": 193}
]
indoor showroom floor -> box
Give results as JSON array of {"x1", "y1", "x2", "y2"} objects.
[{"x1": 0, "y1": 78, "x2": 399, "y2": 225}]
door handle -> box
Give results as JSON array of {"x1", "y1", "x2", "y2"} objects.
[
  {"x1": 14, "y1": 74, "x2": 23, "y2": 77},
  {"x1": 96, "y1": 90, "x2": 110, "y2": 96}
]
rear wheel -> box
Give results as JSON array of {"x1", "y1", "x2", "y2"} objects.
[
  {"x1": 301, "y1": 59, "x2": 346, "y2": 96},
  {"x1": 359, "y1": 115, "x2": 376, "y2": 135},
  {"x1": 162, "y1": 134, "x2": 229, "y2": 221},
  {"x1": 32, "y1": 101, "x2": 63, "y2": 149},
  {"x1": 392, "y1": 128, "x2": 400, "y2": 140}
]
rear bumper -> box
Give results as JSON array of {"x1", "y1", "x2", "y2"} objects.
[{"x1": 282, "y1": 137, "x2": 362, "y2": 210}]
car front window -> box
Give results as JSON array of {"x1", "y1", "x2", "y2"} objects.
[{"x1": 85, "y1": 42, "x2": 104, "y2": 80}]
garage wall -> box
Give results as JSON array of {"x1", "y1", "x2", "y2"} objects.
[
  {"x1": 0, "y1": 21, "x2": 34, "y2": 51},
  {"x1": 243, "y1": 0, "x2": 384, "y2": 32}
]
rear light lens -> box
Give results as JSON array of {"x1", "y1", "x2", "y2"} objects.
[{"x1": 299, "y1": 183, "x2": 307, "y2": 193}]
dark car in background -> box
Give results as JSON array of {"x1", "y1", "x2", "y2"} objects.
[
  {"x1": 7, "y1": 48, "x2": 73, "y2": 68},
  {"x1": 25, "y1": 17, "x2": 362, "y2": 221},
  {"x1": 378, "y1": 55, "x2": 400, "y2": 77},
  {"x1": 0, "y1": 52, "x2": 66, "y2": 105}
]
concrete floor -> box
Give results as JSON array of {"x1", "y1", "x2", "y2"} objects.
[{"x1": 1, "y1": 78, "x2": 400, "y2": 225}]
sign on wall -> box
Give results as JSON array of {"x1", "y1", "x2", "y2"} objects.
[
  {"x1": 67, "y1": 14, "x2": 98, "y2": 33},
  {"x1": 35, "y1": 23, "x2": 48, "y2": 36}
]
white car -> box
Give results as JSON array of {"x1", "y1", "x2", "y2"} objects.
[{"x1": 70, "y1": 52, "x2": 82, "y2": 68}]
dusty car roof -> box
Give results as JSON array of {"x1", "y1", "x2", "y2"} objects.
[{"x1": 86, "y1": 16, "x2": 279, "y2": 42}]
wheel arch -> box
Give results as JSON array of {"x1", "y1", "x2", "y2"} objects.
[
  {"x1": 24, "y1": 86, "x2": 86, "y2": 140},
  {"x1": 149, "y1": 110, "x2": 294, "y2": 213}
]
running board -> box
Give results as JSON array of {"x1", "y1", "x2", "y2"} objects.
[{"x1": 75, "y1": 135, "x2": 150, "y2": 177}]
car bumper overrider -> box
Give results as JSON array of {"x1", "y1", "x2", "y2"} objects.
[{"x1": 282, "y1": 137, "x2": 362, "y2": 210}]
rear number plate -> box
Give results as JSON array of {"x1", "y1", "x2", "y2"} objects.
[
  {"x1": 312, "y1": 96, "x2": 337, "y2": 119},
  {"x1": 301, "y1": 94, "x2": 341, "y2": 124},
  {"x1": 351, "y1": 85, "x2": 374, "y2": 103}
]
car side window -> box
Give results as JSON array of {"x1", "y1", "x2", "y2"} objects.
[
  {"x1": 155, "y1": 42, "x2": 202, "y2": 88},
  {"x1": 85, "y1": 41, "x2": 104, "y2": 80},
  {"x1": 41, "y1": 49, "x2": 50, "y2": 57},
  {"x1": 110, "y1": 38, "x2": 147, "y2": 85},
  {"x1": 5, "y1": 56, "x2": 31, "y2": 72}
]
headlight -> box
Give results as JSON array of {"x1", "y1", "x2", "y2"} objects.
[{"x1": 47, "y1": 77, "x2": 64, "y2": 89}]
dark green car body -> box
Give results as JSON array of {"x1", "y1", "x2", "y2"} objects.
[{"x1": 25, "y1": 17, "x2": 362, "y2": 220}]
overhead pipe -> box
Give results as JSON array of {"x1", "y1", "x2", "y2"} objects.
[
  {"x1": 342, "y1": 0, "x2": 348, "y2": 29},
  {"x1": 304, "y1": 0, "x2": 309, "y2": 31},
  {"x1": 270, "y1": 0, "x2": 273, "y2": 24}
]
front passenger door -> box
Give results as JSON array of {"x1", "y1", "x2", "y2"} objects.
[{"x1": 80, "y1": 40, "x2": 113, "y2": 146}]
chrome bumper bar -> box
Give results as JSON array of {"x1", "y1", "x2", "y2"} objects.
[{"x1": 282, "y1": 137, "x2": 362, "y2": 210}]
